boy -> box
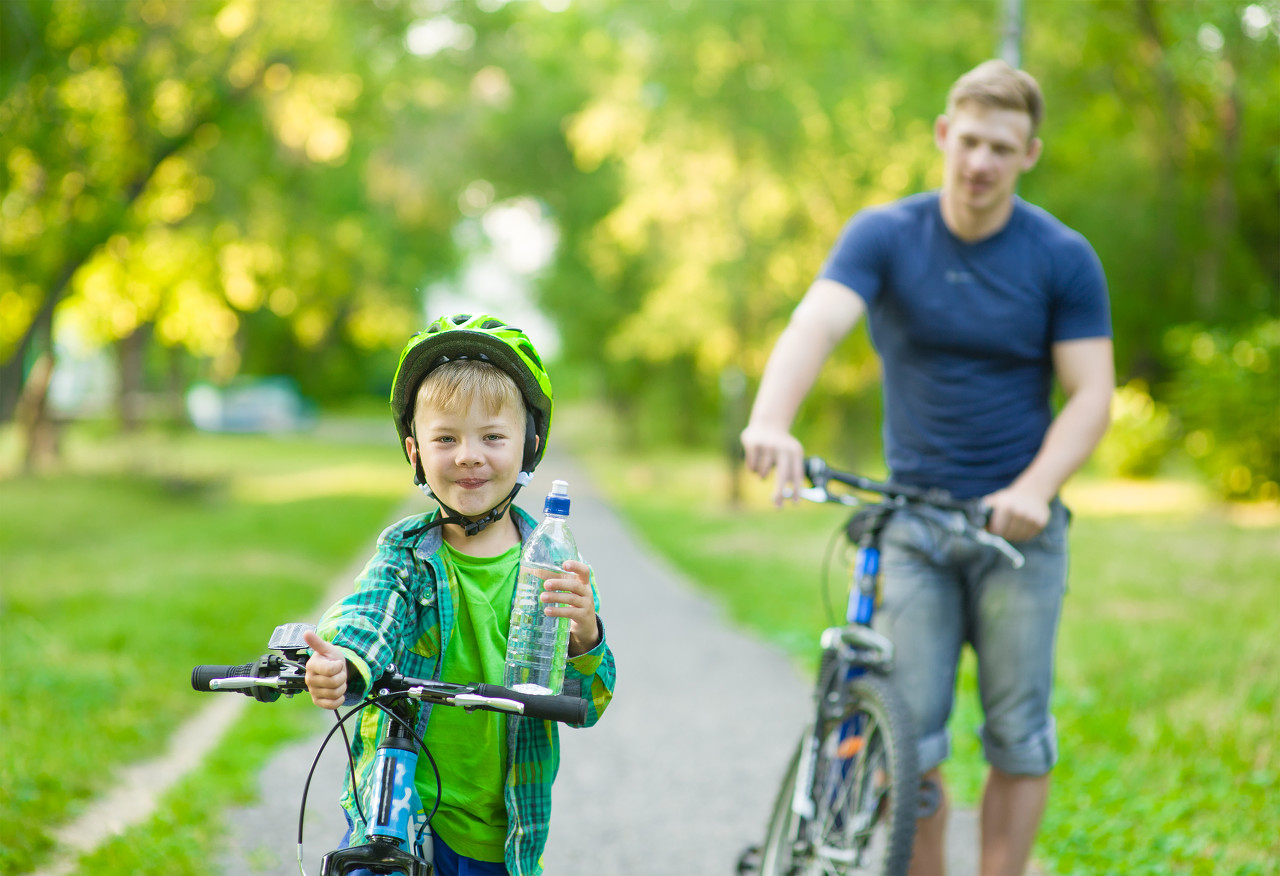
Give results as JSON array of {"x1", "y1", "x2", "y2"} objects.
[{"x1": 303, "y1": 313, "x2": 616, "y2": 876}]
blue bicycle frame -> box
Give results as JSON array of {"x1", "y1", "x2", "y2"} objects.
[{"x1": 320, "y1": 697, "x2": 433, "y2": 876}]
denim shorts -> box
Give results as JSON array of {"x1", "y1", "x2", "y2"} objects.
[{"x1": 871, "y1": 498, "x2": 1070, "y2": 777}]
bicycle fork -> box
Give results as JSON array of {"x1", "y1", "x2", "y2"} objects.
[{"x1": 794, "y1": 543, "x2": 889, "y2": 829}]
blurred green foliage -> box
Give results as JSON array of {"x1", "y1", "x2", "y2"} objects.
[
  {"x1": 1164, "y1": 318, "x2": 1280, "y2": 500},
  {"x1": 2, "y1": 0, "x2": 1277, "y2": 498},
  {"x1": 1092, "y1": 379, "x2": 1176, "y2": 479}
]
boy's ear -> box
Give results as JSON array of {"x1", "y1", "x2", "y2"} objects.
[{"x1": 404, "y1": 436, "x2": 419, "y2": 468}]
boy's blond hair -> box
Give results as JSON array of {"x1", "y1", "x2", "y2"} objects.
[
  {"x1": 414, "y1": 359, "x2": 526, "y2": 424},
  {"x1": 947, "y1": 60, "x2": 1045, "y2": 138}
]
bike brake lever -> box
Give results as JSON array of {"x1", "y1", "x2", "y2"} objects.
[
  {"x1": 970, "y1": 528, "x2": 1026, "y2": 569},
  {"x1": 786, "y1": 486, "x2": 829, "y2": 503}
]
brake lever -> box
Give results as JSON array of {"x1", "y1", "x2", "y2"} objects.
[
  {"x1": 969, "y1": 527, "x2": 1026, "y2": 569},
  {"x1": 781, "y1": 485, "x2": 828, "y2": 502}
]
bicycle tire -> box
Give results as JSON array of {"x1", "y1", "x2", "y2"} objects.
[
  {"x1": 760, "y1": 673, "x2": 919, "y2": 876},
  {"x1": 758, "y1": 741, "x2": 803, "y2": 876}
]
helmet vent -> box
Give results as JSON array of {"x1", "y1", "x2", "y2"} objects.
[
  {"x1": 481, "y1": 319, "x2": 506, "y2": 329},
  {"x1": 518, "y1": 340, "x2": 543, "y2": 368},
  {"x1": 451, "y1": 314, "x2": 471, "y2": 324}
]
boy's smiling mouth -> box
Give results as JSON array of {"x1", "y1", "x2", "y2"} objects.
[{"x1": 456, "y1": 478, "x2": 488, "y2": 488}]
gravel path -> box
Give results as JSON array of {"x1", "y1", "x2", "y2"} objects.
[{"x1": 216, "y1": 447, "x2": 1011, "y2": 875}]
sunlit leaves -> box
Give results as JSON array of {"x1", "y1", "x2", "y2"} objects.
[
  {"x1": 264, "y1": 70, "x2": 363, "y2": 165},
  {"x1": 134, "y1": 154, "x2": 213, "y2": 225},
  {"x1": 0, "y1": 286, "x2": 39, "y2": 355},
  {"x1": 347, "y1": 290, "x2": 416, "y2": 352},
  {"x1": 1, "y1": 147, "x2": 47, "y2": 250},
  {"x1": 2, "y1": 0, "x2": 1275, "y2": 450}
]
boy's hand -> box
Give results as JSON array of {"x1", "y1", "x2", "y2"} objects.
[
  {"x1": 543, "y1": 559, "x2": 600, "y2": 657},
  {"x1": 303, "y1": 629, "x2": 348, "y2": 710}
]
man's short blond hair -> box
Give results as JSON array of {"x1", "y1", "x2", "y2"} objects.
[
  {"x1": 947, "y1": 60, "x2": 1045, "y2": 138},
  {"x1": 414, "y1": 359, "x2": 526, "y2": 424}
]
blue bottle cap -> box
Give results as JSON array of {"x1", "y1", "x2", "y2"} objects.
[{"x1": 544, "y1": 479, "x2": 570, "y2": 515}]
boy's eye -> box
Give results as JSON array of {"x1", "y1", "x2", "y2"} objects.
[{"x1": 485, "y1": 434, "x2": 505, "y2": 442}]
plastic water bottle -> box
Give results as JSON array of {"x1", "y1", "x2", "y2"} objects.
[{"x1": 504, "y1": 480, "x2": 577, "y2": 696}]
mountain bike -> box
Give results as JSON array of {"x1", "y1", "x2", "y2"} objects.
[
  {"x1": 746, "y1": 457, "x2": 1024, "y2": 876},
  {"x1": 192, "y1": 622, "x2": 587, "y2": 876}
]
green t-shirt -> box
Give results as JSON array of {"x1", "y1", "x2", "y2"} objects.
[{"x1": 422, "y1": 541, "x2": 520, "y2": 863}]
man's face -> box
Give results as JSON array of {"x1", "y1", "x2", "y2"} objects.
[
  {"x1": 406, "y1": 397, "x2": 526, "y2": 519},
  {"x1": 936, "y1": 103, "x2": 1041, "y2": 216}
]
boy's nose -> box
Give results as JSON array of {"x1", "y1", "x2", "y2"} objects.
[{"x1": 454, "y1": 439, "x2": 484, "y2": 463}]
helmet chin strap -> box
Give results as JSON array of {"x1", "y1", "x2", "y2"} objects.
[{"x1": 408, "y1": 469, "x2": 533, "y2": 538}]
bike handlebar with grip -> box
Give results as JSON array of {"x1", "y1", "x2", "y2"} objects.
[
  {"x1": 191, "y1": 662, "x2": 255, "y2": 692},
  {"x1": 806, "y1": 455, "x2": 979, "y2": 514},
  {"x1": 475, "y1": 684, "x2": 589, "y2": 724}
]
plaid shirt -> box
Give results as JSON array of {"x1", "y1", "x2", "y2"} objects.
[{"x1": 317, "y1": 505, "x2": 616, "y2": 875}]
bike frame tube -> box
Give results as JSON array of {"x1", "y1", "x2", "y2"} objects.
[
  {"x1": 366, "y1": 740, "x2": 425, "y2": 849},
  {"x1": 850, "y1": 545, "x2": 879, "y2": 626}
]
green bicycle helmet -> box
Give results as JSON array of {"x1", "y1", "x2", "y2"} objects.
[{"x1": 390, "y1": 313, "x2": 554, "y2": 476}]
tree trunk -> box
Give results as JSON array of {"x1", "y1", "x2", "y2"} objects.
[
  {"x1": 15, "y1": 351, "x2": 59, "y2": 475},
  {"x1": 167, "y1": 344, "x2": 190, "y2": 428},
  {"x1": 116, "y1": 324, "x2": 152, "y2": 432}
]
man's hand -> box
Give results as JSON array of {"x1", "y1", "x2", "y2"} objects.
[
  {"x1": 982, "y1": 486, "x2": 1051, "y2": 543},
  {"x1": 542, "y1": 559, "x2": 601, "y2": 657},
  {"x1": 740, "y1": 425, "x2": 806, "y2": 507},
  {"x1": 303, "y1": 629, "x2": 349, "y2": 710}
]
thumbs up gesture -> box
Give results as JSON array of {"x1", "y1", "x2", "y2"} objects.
[{"x1": 304, "y1": 629, "x2": 350, "y2": 710}]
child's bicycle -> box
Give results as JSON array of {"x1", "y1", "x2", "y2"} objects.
[
  {"x1": 744, "y1": 457, "x2": 1024, "y2": 876},
  {"x1": 192, "y1": 622, "x2": 588, "y2": 876}
]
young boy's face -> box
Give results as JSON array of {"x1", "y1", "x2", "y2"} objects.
[{"x1": 407, "y1": 395, "x2": 527, "y2": 520}]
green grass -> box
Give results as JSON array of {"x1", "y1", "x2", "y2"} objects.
[
  {"x1": 0, "y1": 420, "x2": 410, "y2": 875},
  {"x1": 567, "y1": 432, "x2": 1280, "y2": 876},
  {"x1": 74, "y1": 703, "x2": 327, "y2": 876}
]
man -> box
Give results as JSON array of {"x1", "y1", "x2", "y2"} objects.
[{"x1": 740, "y1": 60, "x2": 1113, "y2": 875}]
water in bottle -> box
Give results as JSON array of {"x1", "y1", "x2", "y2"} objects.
[{"x1": 505, "y1": 480, "x2": 577, "y2": 695}]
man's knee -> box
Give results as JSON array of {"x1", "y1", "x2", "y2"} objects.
[{"x1": 981, "y1": 716, "x2": 1058, "y2": 776}]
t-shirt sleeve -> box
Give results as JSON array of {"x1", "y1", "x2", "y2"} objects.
[
  {"x1": 818, "y1": 210, "x2": 889, "y2": 305},
  {"x1": 1051, "y1": 234, "x2": 1112, "y2": 342}
]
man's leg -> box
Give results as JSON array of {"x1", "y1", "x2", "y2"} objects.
[
  {"x1": 875, "y1": 510, "x2": 967, "y2": 876},
  {"x1": 907, "y1": 767, "x2": 949, "y2": 876},
  {"x1": 971, "y1": 499, "x2": 1070, "y2": 876},
  {"x1": 980, "y1": 767, "x2": 1049, "y2": 875}
]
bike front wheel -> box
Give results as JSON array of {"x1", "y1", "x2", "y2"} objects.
[{"x1": 759, "y1": 673, "x2": 919, "y2": 876}]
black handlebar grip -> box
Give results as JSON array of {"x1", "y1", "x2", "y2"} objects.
[
  {"x1": 476, "y1": 684, "x2": 589, "y2": 724},
  {"x1": 191, "y1": 662, "x2": 255, "y2": 692}
]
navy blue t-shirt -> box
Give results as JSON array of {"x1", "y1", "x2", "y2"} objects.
[{"x1": 819, "y1": 191, "x2": 1111, "y2": 499}]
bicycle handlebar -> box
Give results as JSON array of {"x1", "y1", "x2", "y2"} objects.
[
  {"x1": 191, "y1": 662, "x2": 255, "y2": 691},
  {"x1": 192, "y1": 652, "x2": 589, "y2": 724},
  {"x1": 473, "y1": 683, "x2": 588, "y2": 723},
  {"x1": 798, "y1": 456, "x2": 1025, "y2": 569}
]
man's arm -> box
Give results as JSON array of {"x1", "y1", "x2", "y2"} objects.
[
  {"x1": 984, "y1": 336, "x2": 1114, "y2": 541},
  {"x1": 741, "y1": 278, "x2": 866, "y2": 505}
]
